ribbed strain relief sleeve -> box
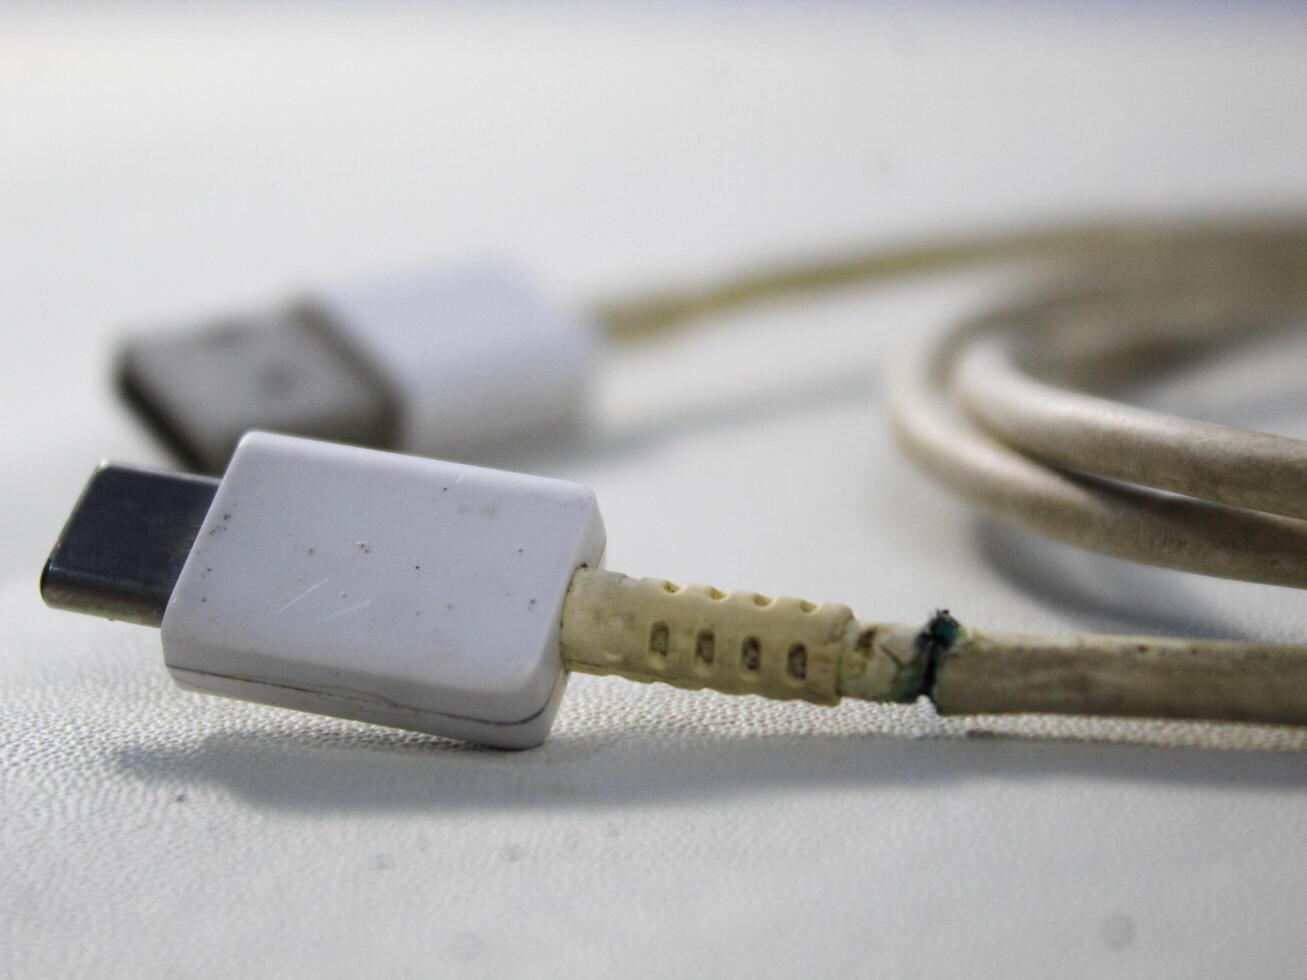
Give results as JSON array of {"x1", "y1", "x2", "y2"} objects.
[{"x1": 560, "y1": 569, "x2": 931, "y2": 706}]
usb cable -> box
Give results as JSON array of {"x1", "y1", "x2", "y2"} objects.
[{"x1": 45, "y1": 218, "x2": 1307, "y2": 748}]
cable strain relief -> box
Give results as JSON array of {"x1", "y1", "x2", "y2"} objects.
[{"x1": 560, "y1": 569, "x2": 853, "y2": 705}]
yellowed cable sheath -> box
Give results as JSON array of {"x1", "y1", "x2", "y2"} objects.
[
  {"x1": 934, "y1": 631, "x2": 1307, "y2": 726},
  {"x1": 594, "y1": 217, "x2": 1307, "y2": 341},
  {"x1": 559, "y1": 569, "x2": 933, "y2": 705},
  {"x1": 560, "y1": 570, "x2": 854, "y2": 704},
  {"x1": 956, "y1": 331, "x2": 1307, "y2": 522},
  {"x1": 579, "y1": 216, "x2": 1307, "y2": 730},
  {"x1": 888, "y1": 327, "x2": 1307, "y2": 589}
]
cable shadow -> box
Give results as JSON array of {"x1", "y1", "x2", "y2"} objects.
[{"x1": 111, "y1": 722, "x2": 1307, "y2": 815}]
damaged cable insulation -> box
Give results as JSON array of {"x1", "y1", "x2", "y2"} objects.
[
  {"x1": 573, "y1": 218, "x2": 1307, "y2": 728},
  {"x1": 558, "y1": 571, "x2": 1307, "y2": 726}
]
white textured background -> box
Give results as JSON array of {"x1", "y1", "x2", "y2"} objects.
[{"x1": 4, "y1": 4, "x2": 1307, "y2": 977}]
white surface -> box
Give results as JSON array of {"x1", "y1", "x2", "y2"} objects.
[
  {"x1": 162, "y1": 432, "x2": 604, "y2": 748},
  {"x1": 4, "y1": 4, "x2": 1307, "y2": 978},
  {"x1": 320, "y1": 263, "x2": 596, "y2": 457}
]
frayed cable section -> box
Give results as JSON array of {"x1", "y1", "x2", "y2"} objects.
[{"x1": 915, "y1": 609, "x2": 965, "y2": 701}]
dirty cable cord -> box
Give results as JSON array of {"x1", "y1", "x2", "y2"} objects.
[
  {"x1": 42, "y1": 219, "x2": 1307, "y2": 746},
  {"x1": 576, "y1": 219, "x2": 1307, "y2": 729}
]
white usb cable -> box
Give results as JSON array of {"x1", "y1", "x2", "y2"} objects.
[{"x1": 45, "y1": 217, "x2": 1307, "y2": 748}]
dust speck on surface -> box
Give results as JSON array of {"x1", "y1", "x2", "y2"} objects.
[
  {"x1": 414, "y1": 564, "x2": 421, "y2": 570},
  {"x1": 1099, "y1": 913, "x2": 1135, "y2": 950},
  {"x1": 172, "y1": 793, "x2": 187, "y2": 804},
  {"x1": 357, "y1": 542, "x2": 371, "y2": 554},
  {"x1": 222, "y1": 513, "x2": 231, "y2": 521},
  {"x1": 307, "y1": 548, "x2": 315, "y2": 555}
]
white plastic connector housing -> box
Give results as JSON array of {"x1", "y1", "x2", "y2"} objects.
[
  {"x1": 160, "y1": 432, "x2": 606, "y2": 748},
  {"x1": 318, "y1": 264, "x2": 599, "y2": 459}
]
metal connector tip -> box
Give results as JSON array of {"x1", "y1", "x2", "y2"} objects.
[{"x1": 41, "y1": 464, "x2": 219, "y2": 627}]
